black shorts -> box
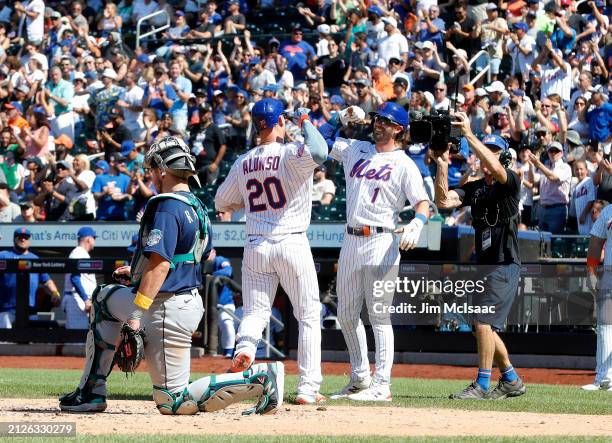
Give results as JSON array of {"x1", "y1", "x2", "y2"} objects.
[{"x1": 472, "y1": 263, "x2": 521, "y2": 331}]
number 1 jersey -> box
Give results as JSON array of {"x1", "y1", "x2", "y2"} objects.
[{"x1": 215, "y1": 141, "x2": 318, "y2": 236}]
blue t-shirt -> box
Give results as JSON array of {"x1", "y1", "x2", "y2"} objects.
[
  {"x1": 143, "y1": 83, "x2": 177, "y2": 120},
  {"x1": 280, "y1": 40, "x2": 316, "y2": 81},
  {"x1": 0, "y1": 249, "x2": 50, "y2": 312},
  {"x1": 141, "y1": 192, "x2": 205, "y2": 293},
  {"x1": 586, "y1": 103, "x2": 612, "y2": 143},
  {"x1": 551, "y1": 27, "x2": 576, "y2": 55},
  {"x1": 91, "y1": 173, "x2": 132, "y2": 220},
  {"x1": 447, "y1": 138, "x2": 470, "y2": 188},
  {"x1": 418, "y1": 18, "x2": 446, "y2": 51},
  {"x1": 169, "y1": 76, "x2": 192, "y2": 118},
  {"x1": 213, "y1": 255, "x2": 234, "y2": 305},
  {"x1": 406, "y1": 144, "x2": 431, "y2": 178}
]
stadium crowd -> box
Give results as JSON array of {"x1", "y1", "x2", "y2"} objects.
[{"x1": 0, "y1": 0, "x2": 608, "y2": 234}]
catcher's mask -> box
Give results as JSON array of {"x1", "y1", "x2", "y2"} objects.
[{"x1": 144, "y1": 136, "x2": 201, "y2": 187}]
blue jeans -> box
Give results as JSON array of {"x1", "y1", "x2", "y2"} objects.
[{"x1": 538, "y1": 203, "x2": 568, "y2": 234}]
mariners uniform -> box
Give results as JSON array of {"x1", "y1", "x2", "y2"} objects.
[
  {"x1": 60, "y1": 137, "x2": 283, "y2": 415},
  {"x1": 330, "y1": 135, "x2": 429, "y2": 396},
  {"x1": 215, "y1": 99, "x2": 326, "y2": 403},
  {"x1": 586, "y1": 204, "x2": 612, "y2": 391}
]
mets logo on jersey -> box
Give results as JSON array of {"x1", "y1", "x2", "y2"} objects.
[
  {"x1": 146, "y1": 229, "x2": 163, "y2": 247},
  {"x1": 349, "y1": 159, "x2": 393, "y2": 181}
]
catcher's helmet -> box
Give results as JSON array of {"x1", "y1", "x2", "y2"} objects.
[
  {"x1": 144, "y1": 136, "x2": 200, "y2": 185},
  {"x1": 369, "y1": 101, "x2": 409, "y2": 129},
  {"x1": 251, "y1": 98, "x2": 284, "y2": 132}
]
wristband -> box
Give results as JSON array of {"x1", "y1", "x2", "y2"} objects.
[
  {"x1": 134, "y1": 291, "x2": 153, "y2": 310},
  {"x1": 52, "y1": 291, "x2": 60, "y2": 298},
  {"x1": 415, "y1": 213, "x2": 428, "y2": 224},
  {"x1": 298, "y1": 114, "x2": 310, "y2": 127},
  {"x1": 587, "y1": 257, "x2": 599, "y2": 275}
]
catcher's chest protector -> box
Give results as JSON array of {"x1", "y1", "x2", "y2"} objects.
[{"x1": 131, "y1": 192, "x2": 209, "y2": 285}]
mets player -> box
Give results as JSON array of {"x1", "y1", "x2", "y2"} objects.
[
  {"x1": 62, "y1": 227, "x2": 98, "y2": 329},
  {"x1": 584, "y1": 204, "x2": 612, "y2": 392},
  {"x1": 321, "y1": 102, "x2": 430, "y2": 402},
  {"x1": 60, "y1": 136, "x2": 284, "y2": 415},
  {"x1": 215, "y1": 98, "x2": 327, "y2": 404}
]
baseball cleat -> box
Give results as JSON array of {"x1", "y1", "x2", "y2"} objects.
[
  {"x1": 229, "y1": 352, "x2": 253, "y2": 373},
  {"x1": 59, "y1": 389, "x2": 107, "y2": 412},
  {"x1": 294, "y1": 392, "x2": 326, "y2": 405},
  {"x1": 489, "y1": 377, "x2": 527, "y2": 400},
  {"x1": 258, "y1": 362, "x2": 285, "y2": 415},
  {"x1": 449, "y1": 382, "x2": 490, "y2": 400},
  {"x1": 346, "y1": 383, "x2": 392, "y2": 402},
  {"x1": 581, "y1": 383, "x2": 603, "y2": 391},
  {"x1": 330, "y1": 376, "x2": 372, "y2": 400}
]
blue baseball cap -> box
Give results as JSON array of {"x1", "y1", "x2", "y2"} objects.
[
  {"x1": 14, "y1": 227, "x2": 31, "y2": 238},
  {"x1": 95, "y1": 160, "x2": 110, "y2": 173},
  {"x1": 482, "y1": 134, "x2": 508, "y2": 151},
  {"x1": 5, "y1": 101, "x2": 24, "y2": 114},
  {"x1": 136, "y1": 54, "x2": 150, "y2": 63},
  {"x1": 512, "y1": 22, "x2": 528, "y2": 32},
  {"x1": 330, "y1": 94, "x2": 346, "y2": 106},
  {"x1": 262, "y1": 84, "x2": 278, "y2": 93},
  {"x1": 77, "y1": 227, "x2": 97, "y2": 239},
  {"x1": 367, "y1": 6, "x2": 383, "y2": 16},
  {"x1": 250, "y1": 56, "x2": 261, "y2": 65},
  {"x1": 84, "y1": 71, "x2": 97, "y2": 80},
  {"x1": 127, "y1": 233, "x2": 138, "y2": 254},
  {"x1": 120, "y1": 140, "x2": 135, "y2": 156}
]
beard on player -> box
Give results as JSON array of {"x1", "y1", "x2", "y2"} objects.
[{"x1": 372, "y1": 119, "x2": 403, "y2": 145}]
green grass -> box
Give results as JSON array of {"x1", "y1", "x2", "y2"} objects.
[{"x1": 0, "y1": 368, "x2": 610, "y2": 416}]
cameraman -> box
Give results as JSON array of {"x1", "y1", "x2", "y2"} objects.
[{"x1": 434, "y1": 112, "x2": 526, "y2": 400}]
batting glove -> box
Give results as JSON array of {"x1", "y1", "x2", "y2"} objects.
[
  {"x1": 339, "y1": 106, "x2": 366, "y2": 126},
  {"x1": 394, "y1": 217, "x2": 424, "y2": 251}
]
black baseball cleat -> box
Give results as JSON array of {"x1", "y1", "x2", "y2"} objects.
[
  {"x1": 449, "y1": 382, "x2": 491, "y2": 400},
  {"x1": 59, "y1": 389, "x2": 107, "y2": 412},
  {"x1": 489, "y1": 377, "x2": 527, "y2": 400}
]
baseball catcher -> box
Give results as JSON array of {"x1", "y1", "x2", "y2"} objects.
[{"x1": 59, "y1": 136, "x2": 284, "y2": 415}]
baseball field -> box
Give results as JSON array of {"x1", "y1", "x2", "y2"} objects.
[{"x1": 0, "y1": 356, "x2": 610, "y2": 442}]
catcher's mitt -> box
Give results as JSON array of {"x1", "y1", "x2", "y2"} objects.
[{"x1": 114, "y1": 324, "x2": 145, "y2": 376}]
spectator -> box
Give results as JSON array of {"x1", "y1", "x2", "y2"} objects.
[
  {"x1": 0, "y1": 150, "x2": 26, "y2": 194},
  {"x1": 191, "y1": 103, "x2": 227, "y2": 185},
  {"x1": 529, "y1": 141, "x2": 572, "y2": 233},
  {"x1": 14, "y1": 0, "x2": 45, "y2": 47},
  {"x1": 54, "y1": 134, "x2": 74, "y2": 164},
  {"x1": 433, "y1": 82, "x2": 449, "y2": 110},
  {"x1": 45, "y1": 66, "x2": 74, "y2": 140},
  {"x1": 35, "y1": 161, "x2": 77, "y2": 221},
  {"x1": 69, "y1": 154, "x2": 97, "y2": 221},
  {"x1": 99, "y1": 108, "x2": 132, "y2": 158},
  {"x1": 517, "y1": 146, "x2": 538, "y2": 227},
  {"x1": 71, "y1": 71, "x2": 91, "y2": 151},
  {"x1": 370, "y1": 59, "x2": 394, "y2": 101},
  {"x1": 13, "y1": 108, "x2": 51, "y2": 161},
  {"x1": 535, "y1": 41, "x2": 571, "y2": 103},
  {"x1": 0, "y1": 183, "x2": 20, "y2": 222},
  {"x1": 116, "y1": 71, "x2": 144, "y2": 140},
  {"x1": 248, "y1": 57, "x2": 275, "y2": 92},
  {"x1": 91, "y1": 155, "x2": 131, "y2": 221},
  {"x1": 586, "y1": 92, "x2": 612, "y2": 147},
  {"x1": 128, "y1": 167, "x2": 156, "y2": 220},
  {"x1": 419, "y1": 5, "x2": 446, "y2": 52},
  {"x1": 392, "y1": 75, "x2": 410, "y2": 110},
  {"x1": 0, "y1": 228, "x2": 61, "y2": 329},
  {"x1": 312, "y1": 165, "x2": 336, "y2": 205},
  {"x1": 167, "y1": 60, "x2": 192, "y2": 134},
  {"x1": 224, "y1": 0, "x2": 246, "y2": 35},
  {"x1": 480, "y1": 3, "x2": 508, "y2": 82},
  {"x1": 225, "y1": 89, "x2": 251, "y2": 152},
  {"x1": 90, "y1": 68, "x2": 124, "y2": 132},
  {"x1": 280, "y1": 26, "x2": 316, "y2": 82},
  {"x1": 15, "y1": 201, "x2": 35, "y2": 223},
  {"x1": 63, "y1": 227, "x2": 97, "y2": 329},
  {"x1": 446, "y1": 3, "x2": 480, "y2": 58},
  {"x1": 377, "y1": 16, "x2": 408, "y2": 64},
  {"x1": 572, "y1": 160, "x2": 596, "y2": 235},
  {"x1": 506, "y1": 22, "x2": 536, "y2": 88}
]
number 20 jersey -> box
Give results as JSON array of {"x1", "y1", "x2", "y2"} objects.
[
  {"x1": 330, "y1": 137, "x2": 429, "y2": 231},
  {"x1": 215, "y1": 141, "x2": 318, "y2": 236}
]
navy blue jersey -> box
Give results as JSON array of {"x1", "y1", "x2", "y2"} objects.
[{"x1": 142, "y1": 191, "x2": 204, "y2": 293}]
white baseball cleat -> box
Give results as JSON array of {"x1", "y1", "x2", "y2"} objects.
[
  {"x1": 330, "y1": 376, "x2": 372, "y2": 400},
  {"x1": 294, "y1": 392, "x2": 326, "y2": 405},
  {"x1": 581, "y1": 383, "x2": 602, "y2": 391},
  {"x1": 347, "y1": 383, "x2": 392, "y2": 402},
  {"x1": 581, "y1": 379, "x2": 611, "y2": 391}
]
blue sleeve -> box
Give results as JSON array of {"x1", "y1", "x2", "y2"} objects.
[
  {"x1": 318, "y1": 115, "x2": 341, "y2": 148},
  {"x1": 40, "y1": 273, "x2": 50, "y2": 284},
  {"x1": 143, "y1": 210, "x2": 179, "y2": 263},
  {"x1": 212, "y1": 257, "x2": 233, "y2": 277},
  {"x1": 70, "y1": 274, "x2": 89, "y2": 301},
  {"x1": 303, "y1": 120, "x2": 328, "y2": 165},
  {"x1": 91, "y1": 176, "x2": 103, "y2": 193}
]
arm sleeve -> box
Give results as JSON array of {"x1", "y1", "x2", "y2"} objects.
[
  {"x1": 70, "y1": 274, "x2": 89, "y2": 301},
  {"x1": 40, "y1": 272, "x2": 51, "y2": 284},
  {"x1": 214, "y1": 161, "x2": 244, "y2": 212},
  {"x1": 303, "y1": 120, "x2": 328, "y2": 165},
  {"x1": 318, "y1": 114, "x2": 341, "y2": 148}
]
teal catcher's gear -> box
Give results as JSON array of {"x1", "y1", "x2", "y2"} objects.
[{"x1": 130, "y1": 192, "x2": 210, "y2": 284}]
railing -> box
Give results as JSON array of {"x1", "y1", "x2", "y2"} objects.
[
  {"x1": 136, "y1": 10, "x2": 171, "y2": 49},
  {"x1": 466, "y1": 49, "x2": 491, "y2": 85}
]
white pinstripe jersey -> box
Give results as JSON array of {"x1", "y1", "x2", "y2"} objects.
[
  {"x1": 330, "y1": 137, "x2": 429, "y2": 230},
  {"x1": 215, "y1": 141, "x2": 318, "y2": 236},
  {"x1": 591, "y1": 204, "x2": 612, "y2": 266}
]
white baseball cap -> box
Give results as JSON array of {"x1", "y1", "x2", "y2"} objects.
[
  {"x1": 422, "y1": 41, "x2": 435, "y2": 50},
  {"x1": 317, "y1": 24, "x2": 331, "y2": 34},
  {"x1": 485, "y1": 80, "x2": 505, "y2": 93},
  {"x1": 423, "y1": 91, "x2": 435, "y2": 106},
  {"x1": 381, "y1": 16, "x2": 397, "y2": 28},
  {"x1": 475, "y1": 87, "x2": 488, "y2": 97},
  {"x1": 102, "y1": 68, "x2": 117, "y2": 80},
  {"x1": 449, "y1": 93, "x2": 465, "y2": 104},
  {"x1": 73, "y1": 71, "x2": 85, "y2": 81}
]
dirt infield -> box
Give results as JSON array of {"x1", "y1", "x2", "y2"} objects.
[
  {"x1": 1, "y1": 399, "x2": 611, "y2": 437},
  {"x1": 0, "y1": 356, "x2": 596, "y2": 386}
]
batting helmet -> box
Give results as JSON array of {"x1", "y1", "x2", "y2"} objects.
[
  {"x1": 251, "y1": 98, "x2": 284, "y2": 132},
  {"x1": 144, "y1": 136, "x2": 199, "y2": 185},
  {"x1": 369, "y1": 102, "x2": 409, "y2": 129}
]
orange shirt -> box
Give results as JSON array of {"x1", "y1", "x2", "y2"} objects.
[
  {"x1": 373, "y1": 74, "x2": 395, "y2": 101},
  {"x1": 8, "y1": 116, "x2": 30, "y2": 132}
]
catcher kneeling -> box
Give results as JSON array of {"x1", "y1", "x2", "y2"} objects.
[{"x1": 59, "y1": 136, "x2": 283, "y2": 415}]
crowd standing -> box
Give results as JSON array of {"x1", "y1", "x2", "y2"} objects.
[{"x1": 0, "y1": 0, "x2": 607, "y2": 234}]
